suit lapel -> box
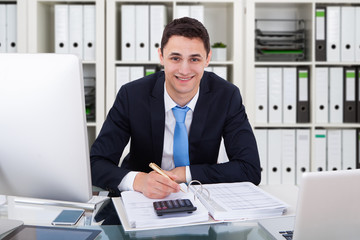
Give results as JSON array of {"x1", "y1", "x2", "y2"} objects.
[
  {"x1": 150, "y1": 74, "x2": 165, "y2": 166},
  {"x1": 189, "y1": 73, "x2": 211, "y2": 144}
]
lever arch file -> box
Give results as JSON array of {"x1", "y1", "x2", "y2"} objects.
[
  {"x1": 343, "y1": 67, "x2": 357, "y2": 123},
  {"x1": 315, "y1": 7, "x2": 326, "y2": 61},
  {"x1": 296, "y1": 67, "x2": 310, "y2": 123}
]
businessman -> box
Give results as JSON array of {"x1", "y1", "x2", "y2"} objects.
[{"x1": 90, "y1": 17, "x2": 261, "y2": 199}]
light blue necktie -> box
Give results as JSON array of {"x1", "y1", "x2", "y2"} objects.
[{"x1": 172, "y1": 106, "x2": 190, "y2": 167}]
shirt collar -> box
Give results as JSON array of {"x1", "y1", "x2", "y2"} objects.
[{"x1": 164, "y1": 82, "x2": 199, "y2": 112}]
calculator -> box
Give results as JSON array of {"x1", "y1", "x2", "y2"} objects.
[{"x1": 153, "y1": 199, "x2": 197, "y2": 216}]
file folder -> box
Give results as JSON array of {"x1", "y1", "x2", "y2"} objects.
[
  {"x1": 356, "y1": 7, "x2": 360, "y2": 62},
  {"x1": 6, "y1": 4, "x2": 17, "y2": 53},
  {"x1": 55, "y1": 4, "x2": 69, "y2": 54},
  {"x1": 150, "y1": 5, "x2": 167, "y2": 62},
  {"x1": 296, "y1": 129, "x2": 310, "y2": 185},
  {"x1": 326, "y1": 6, "x2": 340, "y2": 62},
  {"x1": 313, "y1": 129, "x2": 327, "y2": 172},
  {"x1": 268, "y1": 68, "x2": 282, "y2": 123},
  {"x1": 212, "y1": 66, "x2": 227, "y2": 80},
  {"x1": 121, "y1": 5, "x2": 136, "y2": 61},
  {"x1": 329, "y1": 67, "x2": 343, "y2": 123},
  {"x1": 358, "y1": 68, "x2": 360, "y2": 122},
  {"x1": 268, "y1": 130, "x2": 282, "y2": 184},
  {"x1": 341, "y1": 7, "x2": 356, "y2": 62},
  {"x1": 190, "y1": 5, "x2": 204, "y2": 24},
  {"x1": 315, "y1": 7, "x2": 326, "y2": 61},
  {"x1": 283, "y1": 67, "x2": 297, "y2": 124},
  {"x1": 69, "y1": 5, "x2": 83, "y2": 59},
  {"x1": 0, "y1": 4, "x2": 6, "y2": 53},
  {"x1": 342, "y1": 129, "x2": 356, "y2": 170},
  {"x1": 83, "y1": 5, "x2": 96, "y2": 61},
  {"x1": 281, "y1": 129, "x2": 296, "y2": 185},
  {"x1": 296, "y1": 67, "x2": 310, "y2": 123},
  {"x1": 315, "y1": 67, "x2": 329, "y2": 123},
  {"x1": 254, "y1": 129, "x2": 268, "y2": 185},
  {"x1": 327, "y1": 129, "x2": 342, "y2": 171},
  {"x1": 130, "y1": 66, "x2": 144, "y2": 82},
  {"x1": 343, "y1": 67, "x2": 356, "y2": 123},
  {"x1": 116, "y1": 66, "x2": 130, "y2": 93},
  {"x1": 255, "y1": 68, "x2": 268, "y2": 123},
  {"x1": 176, "y1": 5, "x2": 190, "y2": 19},
  {"x1": 135, "y1": 5, "x2": 149, "y2": 61}
]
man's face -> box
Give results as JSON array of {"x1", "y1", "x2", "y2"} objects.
[{"x1": 159, "y1": 36, "x2": 211, "y2": 105}]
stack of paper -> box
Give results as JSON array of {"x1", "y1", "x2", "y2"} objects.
[{"x1": 114, "y1": 184, "x2": 209, "y2": 229}]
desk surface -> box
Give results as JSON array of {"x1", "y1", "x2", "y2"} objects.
[{"x1": 0, "y1": 184, "x2": 298, "y2": 240}]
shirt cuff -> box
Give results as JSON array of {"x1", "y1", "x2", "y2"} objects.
[
  {"x1": 118, "y1": 171, "x2": 140, "y2": 192},
  {"x1": 185, "y1": 166, "x2": 192, "y2": 183}
]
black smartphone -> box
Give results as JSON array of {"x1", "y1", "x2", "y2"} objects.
[{"x1": 51, "y1": 209, "x2": 85, "y2": 226}]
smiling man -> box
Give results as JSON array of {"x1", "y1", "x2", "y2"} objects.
[{"x1": 90, "y1": 17, "x2": 261, "y2": 200}]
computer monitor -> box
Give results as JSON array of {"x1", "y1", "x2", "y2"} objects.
[{"x1": 0, "y1": 53, "x2": 92, "y2": 203}]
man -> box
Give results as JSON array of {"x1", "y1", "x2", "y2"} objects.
[{"x1": 90, "y1": 17, "x2": 261, "y2": 199}]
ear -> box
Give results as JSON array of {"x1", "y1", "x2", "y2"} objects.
[
  {"x1": 158, "y1": 48, "x2": 164, "y2": 65},
  {"x1": 205, "y1": 49, "x2": 212, "y2": 67}
]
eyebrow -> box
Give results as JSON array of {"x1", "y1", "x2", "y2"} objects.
[{"x1": 168, "y1": 52, "x2": 203, "y2": 58}]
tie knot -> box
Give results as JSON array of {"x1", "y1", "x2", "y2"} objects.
[{"x1": 172, "y1": 106, "x2": 190, "y2": 123}]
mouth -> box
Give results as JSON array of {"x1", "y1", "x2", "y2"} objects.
[{"x1": 176, "y1": 75, "x2": 194, "y2": 81}]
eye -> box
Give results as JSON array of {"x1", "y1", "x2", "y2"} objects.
[
  {"x1": 190, "y1": 58, "x2": 200, "y2": 62},
  {"x1": 170, "y1": 56, "x2": 180, "y2": 61}
]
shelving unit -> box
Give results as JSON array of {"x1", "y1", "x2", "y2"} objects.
[
  {"x1": 245, "y1": 0, "x2": 360, "y2": 184},
  {"x1": 27, "y1": 0, "x2": 105, "y2": 145},
  {"x1": 105, "y1": 0, "x2": 243, "y2": 113}
]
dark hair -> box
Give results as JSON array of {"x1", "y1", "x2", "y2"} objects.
[{"x1": 160, "y1": 17, "x2": 210, "y2": 56}]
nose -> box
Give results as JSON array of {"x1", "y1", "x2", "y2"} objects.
[{"x1": 178, "y1": 60, "x2": 191, "y2": 75}]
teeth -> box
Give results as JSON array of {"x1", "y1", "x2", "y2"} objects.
[{"x1": 177, "y1": 76, "x2": 192, "y2": 81}]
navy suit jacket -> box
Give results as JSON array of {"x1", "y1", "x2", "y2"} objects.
[{"x1": 90, "y1": 71, "x2": 261, "y2": 195}]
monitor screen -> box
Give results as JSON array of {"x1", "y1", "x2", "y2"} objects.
[{"x1": 0, "y1": 53, "x2": 92, "y2": 203}]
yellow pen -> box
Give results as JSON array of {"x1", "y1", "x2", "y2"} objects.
[{"x1": 149, "y1": 163, "x2": 186, "y2": 193}]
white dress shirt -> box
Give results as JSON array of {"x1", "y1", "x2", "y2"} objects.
[{"x1": 118, "y1": 83, "x2": 199, "y2": 191}]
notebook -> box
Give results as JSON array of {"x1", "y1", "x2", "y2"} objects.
[{"x1": 258, "y1": 169, "x2": 360, "y2": 240}]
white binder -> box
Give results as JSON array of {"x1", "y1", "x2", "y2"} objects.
[
  {"x1": 341, "y1": 7, "x2": 356, "y2": 62},
  {"x1": 296, "y1": 129, "x2": 310, "y2": 185},
  {"x1": 69, "y1": 5, "x2": 83, "y2": 59},
  {"x1": 356, "y1": 7, "x2": 360, "y2": 62},
  {"x1": 327, "y1": 129, "x2": 342, "y2": 171},
  {"x1": 283, "y1": 67, "x2": 296, "y2": 124},
  {"x1": 116, "y1": 66, "x2": 130, "y2": 94},
  {"x1": 326, "y1": 6, "x2": 341, "y2": 62},
  {"x1": 342, "y1": 129, "x2": 356, "y2": 170},
  {"x1": 313, "y1": 129, "x2": 327, "y2": 172},
  {"x1": 6, "y1": 4, "x2": 17, "y2": 53},
  {"x1": 135, "y1": 5, "x2": 149, "y2": 61},
  {"x1": 130, "y1": 66, "x2": 144, "y2": 82},
  {"x1": 268, "y1": 129, "x2": 282, "y2": 184},
  {"x1": 176, "y1": 5, "x2": 190, "y2": 19},
  {"x1": 212, "y1": 66, "x2": 227, "y2": 80},
  {"x1": 254, "y1": 129, "x2": 268, "y2": 185},
  {"x1": 190, "y1": 5, "x2": 204, "y2": 24},
  {"x1": 315, "y1": 67, "x2": 329, "y2": 123},
  {"x1": 255, "y1": 68, "x2": 268, "y2": 123},
  {"x1": 150, "y1": 5, "x2": 166, "y2": 62},
  {"x1": 121, "y1": 5, "x2": 136, "y2": 61},
  {"x1": 55, "y1": 5, "x2": 69, "y2": 54},
  {"x1": 268, "y1": 68, "x2": 282, "y2": 123},
  {"x1": 0, "y1": 5, "x2": 6, "y2": 53},
  {"x1": 329, "y1": 67, "x2": 343, "y2": 123},
  {"x1": 281, "y1": 129, "x2": 296, "y2": 185},
  {"x1": 83, "y1": 5, "x2": 96, "y2": 61}
]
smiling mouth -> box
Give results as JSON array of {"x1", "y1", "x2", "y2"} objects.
[{"x1": 176, "y1": 76, "x2": 194, "y2": 81}]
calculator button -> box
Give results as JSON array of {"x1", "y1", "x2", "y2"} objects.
[
  {"x1": 172, "y1": 200, "x2": 180, "y2": 208},
  {"x1": 160, "y1": 201, "x2": 167, "y2": 209},
  {"x1": 166, "y1": 201, "x2": 173, "y2": 208},
  {"x1": 184, "y1": 199, "x2": 192, "y2": 206},
  {"x1": 178, "y1": 199, "x2": 186, "y2": 207}
]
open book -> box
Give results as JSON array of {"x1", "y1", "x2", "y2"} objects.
[{"x1": 113, "y1": 182, "x2": 288, "y2": 231}]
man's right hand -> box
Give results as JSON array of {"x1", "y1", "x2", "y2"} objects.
[{"x1": 133, "y1": 171, "x2": 180, "y2": 199}]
